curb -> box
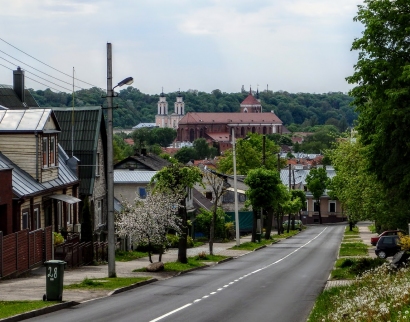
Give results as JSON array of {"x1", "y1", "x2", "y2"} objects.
[
  {"x1": 0, "y1": 301, "x2": 80, "y2": 322},
  {"x1": 108, "y1": 278, "x2": 159, "y2": 296},
  {"x1": 175, "y1": 256, "x2": 235, "y2": 276}
]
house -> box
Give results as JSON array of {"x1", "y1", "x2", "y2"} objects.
[
  {"x1": 0, "y1": 109, "x2": 80, "y2": 234},
  {"x1": 280, "y1": 165, "x2": 345, "y2": 224},
  {"x1": 45, "y1": 106, "x2": 108, "y2": 233},
  {"x1": 0, "y1": 67, "x2": 39, "y2": 109}
]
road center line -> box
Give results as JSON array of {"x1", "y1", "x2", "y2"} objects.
[{"x1": 149, "y1": 228, "x2": 327, "y2": 322}]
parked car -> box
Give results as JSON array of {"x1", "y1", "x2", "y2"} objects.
[
  {"x1": 283, "y1": 219, "x2": 303, "y2": 231},
  {"x1": 375, "y1": 235, "x2": 401, "y2": 259},
  {"x1": 371, "y1": 230, "x2": 404, "y2": 246}
]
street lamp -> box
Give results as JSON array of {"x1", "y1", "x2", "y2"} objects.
[{"x1": 107, "y1": 42, "x2": 133, "y2": 278}]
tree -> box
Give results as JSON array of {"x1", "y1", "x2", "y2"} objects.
[
  {"x1": 346, "y1": 0, "x2": 410, "y2": 203},
  {"x1": 282, "y1": 196, "x2": 303, "y2": 233},
  {"x1": 151, "y1": 164, "x2": 203, "y2": 263},
  {"x1": 244, "y1": 168, "x2": 283, "y2": 241},
  {"x1": 174, "y1": 147, "x2": 197, "y2": 164},
  {"x1": 201, "y1": 169, "x2": 229, "y2": 254},
  {"x1": 115, "y1": 191, "x2": 183, "y2": 263},
  {"x1": 217, "y1": 133, "x2": 282, "y2": 175},
  {"x1": 193, "y1": 138, "x2": 216, "y2": 160},
  {"x1": 306, "y1": 167, "x2": 329, "y2": 224},
  {"x1": 148, "y1": 128, "x2": 177, "y2": 147}
]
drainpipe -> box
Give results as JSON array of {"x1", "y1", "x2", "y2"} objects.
[{"x1": 35, "y1": 131, "x2": 39, "y2": 181}]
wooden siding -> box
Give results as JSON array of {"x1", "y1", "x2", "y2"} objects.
[{"x1": 0, "y1": 134, "x2": 37, "y2": 178}]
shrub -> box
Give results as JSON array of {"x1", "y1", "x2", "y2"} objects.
[
  {"x1": 340, "y1": 258, "x2": 355, "y2": 268},
  {"x1": 349, "y1": 257, "x2": 387, "y2": 276},
  {"x1": 54, "y1": 232, "x2": 64, "y2": 246}
]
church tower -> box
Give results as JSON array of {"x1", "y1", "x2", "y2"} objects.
[
  {"x1": 240, "y1": 87, "x2": 262, "y2": 113},
  {"x1": 174, "y1": 90, "x2": 185, "y2": 115},
  {"x1": 157, "y1": 89, "x2": 168, "y2": 115}
]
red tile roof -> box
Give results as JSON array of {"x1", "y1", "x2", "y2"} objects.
[
  {"x1": 240, "y1": 93, "x2": 261, "y2": 106},
  {"x1": 124, "y1": 138, "x2": 134, "y2": 145},
  {"x1": 178, "y1": 112, "x2": 282, "y2": 125},
  {"x1": 205, "y1": 132, "x2": 230, "y2": 142}
]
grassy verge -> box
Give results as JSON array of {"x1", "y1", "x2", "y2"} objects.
[
  {"x1": 230, "y1": 238, "x2": 276, "y2": 251},
  {"x1": 115, "y1": 250, "x2": 148, "y2": 262},
  {"x1": 342, "y1": 237, "x2": 362, "y2": 242},
  {"x1": 344, "y1": 226, "x2": 359, "y2": 235},
  {"x1": 272, "y1": 230, "x2": 301, "y2": 239},
  {"x1": 0, "y1": 301, "x2": 57, "y2": 319},
  {"x1": 133, "y1": 255, "x2": 229, "y2": 272},
  {"x1": 368, "y1": 224, "x2": 377, "y2": 233},
  {"x1": 331, "y1": 257, "x2": 387, "y2": 280},
  {"x1": 339, "y1": 242, "x2": 368, "y2": 256},
  {"x1": 64, "y1": 277, "x2": 150, "y2": 290},
  {"x1": 308, "y1": 264, "x2": 410, "y2": 321}
]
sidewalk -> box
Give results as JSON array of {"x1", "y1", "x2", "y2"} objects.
[{"x1": 0, "y1": 237, "x2": 252, "y2": 303}]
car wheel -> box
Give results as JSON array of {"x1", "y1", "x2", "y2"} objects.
[{"x1": 378, "y1": 251, "x2": 387, "y2": 259}]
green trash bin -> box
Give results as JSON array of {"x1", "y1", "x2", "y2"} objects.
[{"x1": 43, "y1": 260, "x2": 66, "y2": 301}]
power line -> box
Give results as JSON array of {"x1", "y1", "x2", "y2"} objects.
[
  {"x1": 0, "y1": 36, "x2": 103, "y2": 89},
  {"x1": 0, "y1": 51, "x2": 86, "y2": 90}
]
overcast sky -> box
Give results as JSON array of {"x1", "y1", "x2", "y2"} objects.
[{"x1": 0, "y1": 0, "x2": 363, "y2": 95}]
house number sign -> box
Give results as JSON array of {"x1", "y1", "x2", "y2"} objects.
[{"x1": 47, "y1": 267, "x2": 58, "y2": 280}]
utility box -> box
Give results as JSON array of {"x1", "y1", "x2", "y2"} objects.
[{"x1": 43, "y1": 260, "x2": 66, "y2": 301}]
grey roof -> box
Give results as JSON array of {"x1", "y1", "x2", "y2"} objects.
[
  {"x1": 0, "y1": 109, "x2": 60, "y2": 132},
  {"x1": 0, "y1": 144, "x2": 79, "y2": 198},
  {"x1": 132, "y1": 123, "x2": 157, "y2": 129},
  {"x1": 114, "y1": 170, "x2": 157, "y2": 184},
  {"x1": 45, "y1": 106, "x2": 107, "y2": 196},
  {"x1": 279, "y1": 166, "x2": 336, "y2": 186},
  {"x1": 192, "y1": 188, "x2": 213, "y2": 211},
  {"x1": 0, "y1": 85, "x2": 39, "y2": 109}
]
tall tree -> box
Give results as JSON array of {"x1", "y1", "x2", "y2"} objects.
[
  {"x1": 306, "y1": 167, "x2": 329, "y2": 224},
  {"x1": 346, "y1": 0, "x2": 410, "y2": 203},
  {"x1": 151, "y1": 164, "x2": 203, "y2": 263},
  {"x1": 201, "y1": 170, "x2": 229, "y2": 254}
]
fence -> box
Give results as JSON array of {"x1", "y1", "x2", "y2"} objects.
[
  {"x1": 0, "y1": 226, "x2": 53, "y2": 278},
  {"x1": 54, "y1": 235, "x2": 108, "y2": 268}
]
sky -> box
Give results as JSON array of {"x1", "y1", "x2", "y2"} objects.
[{"x1": 0, "y1": 0, "x2": 364, "y2": 95}]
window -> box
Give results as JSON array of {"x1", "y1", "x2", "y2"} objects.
[
  {"x1": 139, "y1": 187, "x2": 147, "y2": 199},
  {"x1": 239, "y1": 193, "x2": 246, "y2": 202},
  {"x1": 67, "y1": 203, "x2": 72, "y2": 225},
  {"x1": 42, "y1": 137, "x2": 48, "y2": 167},
  {"x1": 22, "y1": 209, "x2": 29, "y2": 229},
  {"x1": 96, "y1": 153, "x2": 100, "y2": 176},
  {"x1": 57, "y1": 201, "x2": 62, "y2": 229},
  {"x1": 303, "y1": 201, "x2": 308, "y2": 211},
  {"x1": 205, "y1": 191, "x2": 212, "y2": 200},
  {"x1": 33, "y1": 207, "x2": 40, "y2": 229},
  {"x1": 97, "y1": 199, "x2": 103, "y2": 224},
  {"x1": 329, "y1": 201, "x2": 336, "y2": 213},
  {"x1": 50, "y1": 136, "x2": 55, "y2": 166},
  {"x1": 314, "y1": 202, "x2": 320, "y2": 212}
]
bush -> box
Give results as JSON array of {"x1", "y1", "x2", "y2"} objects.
[
  {"x1": 340, "y1": 258, "x2": 355, "y2": 268},
  {"x1": 349, "y1": 257, "x2": 387, "y2": 276},
  {"x1": 54, "y1": 232, "x2": 64, "y2": 246}
]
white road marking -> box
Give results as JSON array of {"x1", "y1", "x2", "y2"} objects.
[{"x1": 150, "y1": 228, "x2": 327, "y2": 322}]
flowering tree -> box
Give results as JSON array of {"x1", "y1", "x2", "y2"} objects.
[{"x1": 115, "y1": 191, "x2": 183, "y2": 263}]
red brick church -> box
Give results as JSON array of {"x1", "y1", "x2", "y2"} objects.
[{"x1": 176, "y1": 89, "x2": 286, "y2": 152}]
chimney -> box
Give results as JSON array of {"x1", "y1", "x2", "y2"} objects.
[{"x1": 13, "y1": 67, "x2": 25, "y2": 103}]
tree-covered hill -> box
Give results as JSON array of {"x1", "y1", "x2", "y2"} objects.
[{"x1": 29, "y1": 87, "x2": 356, "y2": 129}]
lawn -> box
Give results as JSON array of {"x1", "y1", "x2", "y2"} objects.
[
  {"x1": 133, "y1": 254, "x2": 229, "y2": 272},
  {"x1": 115, "y1": 250, "x2": 148, "y2": 262},
  {"x1": 0, "y1": 301, "x2": 57, "y2": 319},
  {"x1": 64, "y1": 277, "x2": 150, "y2": 290},
  {"x1": 331, "y1": 257, "x2": 386, "y2": 280},
  {"x1": 339, "y1": 242, "x2": 368, "y2": 256},
  {"x1": 344, "y1": 226, "x2": 359, "y2": 235},
  {"x1": 230, "y1": 238, "x2": 276, "y2": 251}
]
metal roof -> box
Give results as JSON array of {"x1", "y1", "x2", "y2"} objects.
[
  {"x1": 46, "y1": 106, "x2": 107, "y2": 196},
  {"x1": 132, "y1": 123, "x2": 157, "y2": 129},
  {"x1": 0, "y1": 109, "x2": 59, "y2": 132},
  {"x1": 0, "y1": 144, "x2": 79, "y2": 198},
  {"x1": 114, "y1": 170, "x2": 157, "y2": 184}
]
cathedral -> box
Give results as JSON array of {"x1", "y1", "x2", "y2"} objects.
[{"x1": 155, "y1": 89, "x2": 285, "y2": 152}]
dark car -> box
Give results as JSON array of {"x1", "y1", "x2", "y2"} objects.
[
  {"x1": 371, "y1": 230, "x2": 403, "y2": 246},
  {"x1": 375, "y1": 235, "x2": 401, "y2": 259}
]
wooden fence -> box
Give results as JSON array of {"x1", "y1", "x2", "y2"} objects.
[{"x1": 0, "y1": 226, "x2": 52, "y2": 278}]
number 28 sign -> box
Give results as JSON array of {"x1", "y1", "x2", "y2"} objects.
[{"x1": 47, "y1": 267, "x2": 58, "y2": 280}]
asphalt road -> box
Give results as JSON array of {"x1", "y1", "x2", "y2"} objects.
[{"x1": 27, "y1": 225, "x2": 344, "y2": 322}]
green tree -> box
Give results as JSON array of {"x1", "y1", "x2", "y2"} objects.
[
  {"x1": 346, "y1": 0, "x2": 410, "y2": 203},
  {"x1": 244, "y1": 168, "x2": 283, "y2": 241},
  {"x1": 306, "y1": 167, "x2": 329, "y2": 224},
  {"x1": 174, "y1": 147, "x2": 197, "y2": 164},
  {"x1": 151, "y1": 164, "x2": 203, "y2": 263},
  {"x1": 193, "y1": 138, "x2": 215, "y2": 159},
  {"x1": 148, "y1": 127, "x2": 177, "y2": 147}
]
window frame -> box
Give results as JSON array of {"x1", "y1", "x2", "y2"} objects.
[
  {"x1": 42, "y1": 136, "x2": 49, "y2": 168},
  {"x1": 50, "y1": 136, "x2": 56, "y2": 166},
  {"x1": 22, "y1": 208, "x2": 29, "y2": 230},
  {"x1": 33, "y1": 206, "x2": 41, "y2": 230}
]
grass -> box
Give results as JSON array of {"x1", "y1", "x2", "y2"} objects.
[
  {"x1": 115, "y1": 250, "x2": 148, "y2": 262},
  {"x1": 308, "y1": 263, "x2": 410, "y2": 321},
  {"x1": 330, "y1": 257, "x2": 387, "y2": 280},
  {"x1": 0, "y1": 301, "x2": 57, "y2": 319},
  {"x1": 342, "y1": 236, "x2": 363, "y2": 242},
  {"x1": 344, "y1": 226, "x2": 360, "y2": 235},
  {"x1": 272, "y1": 230, "x2": 301, "y2": 239},
  {"x1": 339, "y1": 242, "x2": 368, "y2": 256},
  {"x1": 64, "y1": 277, "x2": 150, "y2": 290},
  {"x1": 230, "y1": 238, "x2": 276, "y2": 251},
  {"x1": 133, "y1": 254, "x2": 229, "y2": 272},
  {"x1": 368, "y1": 224, "x2": 377, "y2": 233}
]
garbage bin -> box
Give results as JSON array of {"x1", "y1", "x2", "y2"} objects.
[
  {"x1": 256, "y1": 233, "x2": 261, "y2": 243},
  {"x1": 43, "y1": 260, "x2": 66, "y2": 301}
]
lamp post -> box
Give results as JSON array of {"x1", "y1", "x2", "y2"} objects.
[
  {"x1": 107, "y1": 43, "x2": 133, "y2": 278},
  {"x1": 232, "y1": 128, "x2": 240, "y2": 246}
]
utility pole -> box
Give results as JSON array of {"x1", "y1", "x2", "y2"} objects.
[
  {"x1": 106, "y1": 43, "x2": 116, "y2": 278},
  {"x1": 232, "y1": 128, "x2": 240, "y2": 246}
]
